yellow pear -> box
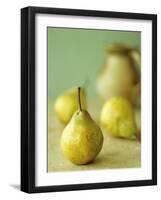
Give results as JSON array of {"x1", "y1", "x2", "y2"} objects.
[
  {"x1": 54, "y1": 87, "x2": 87, "y2": 124},
  {"x1": 61, "y1": 87, "x2": 103, "y2": 165},
  {"x1": 100, "y1": 97, "x2": 137, "y2": 139}
]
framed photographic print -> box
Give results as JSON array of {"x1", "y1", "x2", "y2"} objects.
[{"x1": 21, "y1": 6, "x2": 157, "y2": 193}]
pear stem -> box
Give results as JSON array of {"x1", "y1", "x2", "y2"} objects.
[{"x1": 78, "y1": 87, "x2": 82, "y2": 111}]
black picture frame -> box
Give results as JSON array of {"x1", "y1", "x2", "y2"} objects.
[{"x1": 21, "y1": 6, "x2": 157, "y2": 193}]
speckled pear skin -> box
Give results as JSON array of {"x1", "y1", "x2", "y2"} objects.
[{"x1": 61, "y1": 110, "x2": 103, "y2": 165}]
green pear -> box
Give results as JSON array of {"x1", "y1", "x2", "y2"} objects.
[
  {"x1": 61, "y1": 87, "x2": 103, "y2": 165},
  {"x1": 54, "y1": 87, "x2": 87, "y2": 124}
]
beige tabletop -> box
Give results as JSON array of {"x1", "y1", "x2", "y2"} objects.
[{"x1": 48, "y1": 100, "x2": 141, "y2": 172}]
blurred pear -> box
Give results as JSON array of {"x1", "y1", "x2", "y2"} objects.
[
  {"x1": 100, "y1": 97, "x2": 138, "y2": 140},
  {"x1": 54, "y1": 87, "x2": 87, "y2": 124}
]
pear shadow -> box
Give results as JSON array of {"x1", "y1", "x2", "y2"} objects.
[
  {"x1": 93, "y1": 146, "x2": 141, "y2": 169},
  {"x1": 10, "y1": 184, "x2": 20, "y2": 191},
  {"x1": 92, "y1": 151, "x2": 125, "y2": 169},
  {"x1": 94, "y1": 153, "x2": 113, "y2": 164}
]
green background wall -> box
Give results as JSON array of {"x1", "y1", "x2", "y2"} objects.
[{"x1": 48, "y1": 28, "x2": 141, "y2": 100}]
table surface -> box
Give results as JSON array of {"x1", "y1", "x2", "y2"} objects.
[{"x1": 48, "y1": 100, "x2": 141, "y2": 172}]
